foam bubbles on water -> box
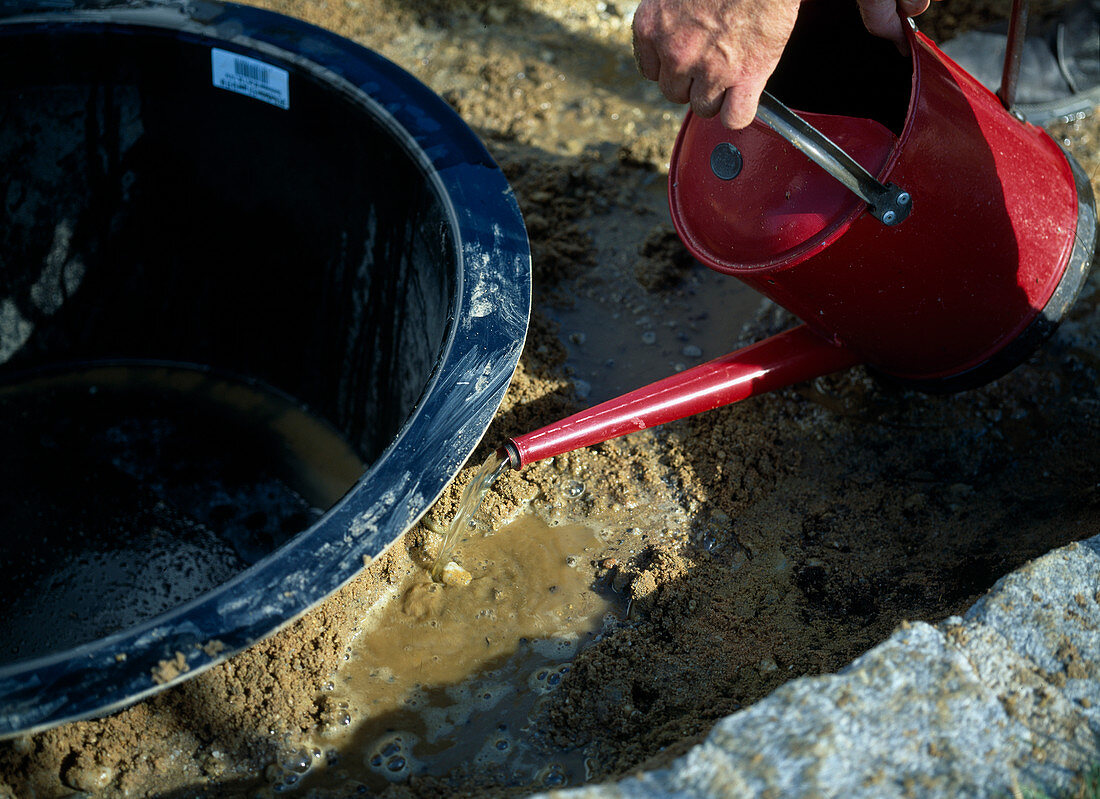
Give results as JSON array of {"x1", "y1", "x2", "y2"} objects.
[
  {"x1": 527, "y1": 662, "x2": 572, "y2": 695},
  {"x1": 447, "y1": 679, "x2": 514, "y2": 713},
  {"x1": 264, "y1": 746, "x2": 318, "y2": 792},
  {"x1": 310, "y1": 515, "x2": 615, "y2": 792},
  {"x1": 473, "y1": 724, "x2": 515, "y2": 769},
  {"x1": 401, "y1": 686, "x2": 429, "y2": 711},
  {"x1": 364, "y1": 732, "x2": 421, "y2": 782},
  {"x1": 562, "y1": 480, "x2": 585, "y2": 499},
  {"x1": 419, "y1": 680, "x2": 514, "y2": 746},
  {"x1": 537, "y1": 762, "x2": 568, "y2": 787},
  {"x1": 366, "y1": 666, "x2": 397, "y2": 685},
  {"x1": 530, "y1": 633, "x2": 578, "y2": 659},
  {"x1": 282, "y1": 748, "x2": 312, "y2": 773}
]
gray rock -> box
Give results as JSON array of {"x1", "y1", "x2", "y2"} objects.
[{"x1": 539, "y1": 536, "x2": 1100, "y2": 799}]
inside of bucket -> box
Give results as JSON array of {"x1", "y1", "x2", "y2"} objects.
[
  {"x1": 766, "y1": 0, "x2": 913, "y2": 134},
  {"x1": 0, "y1": 27, "x2": 455, "y2": 664}
]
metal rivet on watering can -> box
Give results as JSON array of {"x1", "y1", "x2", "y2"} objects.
[{"x1": 710, "y1": 143, "x2": 743, "y2": 180}]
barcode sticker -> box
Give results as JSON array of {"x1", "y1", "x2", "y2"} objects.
[{"x1": 211, "y1": 48, "x2": 289, "y2": 109}]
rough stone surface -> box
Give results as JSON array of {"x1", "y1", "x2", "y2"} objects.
[{"x1": 540, "y1": 536, "x2": 1100, "y2": 799}]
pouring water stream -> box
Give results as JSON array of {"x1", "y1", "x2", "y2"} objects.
[{"x1": 430, "y1": 450, "x2": 510, "y2": 580}]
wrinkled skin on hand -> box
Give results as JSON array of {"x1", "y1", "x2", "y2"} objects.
[{"x1": 632, "y1": 0, "x2": 941, "y2": 128}]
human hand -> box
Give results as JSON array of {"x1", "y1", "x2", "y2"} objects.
[
  {"x1": 633, "y1": 0, "x2": 946, "y2": 130},
  {"x1": 631, "y1": 0, "x2": 803, "y2": 129}
]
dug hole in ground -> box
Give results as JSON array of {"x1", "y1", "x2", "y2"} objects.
[{"x1": 2, "y1": 0, "x2": 1099, "y2": 797}]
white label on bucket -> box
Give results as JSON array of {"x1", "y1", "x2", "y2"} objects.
[{"x1": 211, "y1": 48, "x2": 290, "y2": 110}]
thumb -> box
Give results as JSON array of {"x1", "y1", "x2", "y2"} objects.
[{"x1": 718, "y1": 75, "x2": 770, "y2": 130}]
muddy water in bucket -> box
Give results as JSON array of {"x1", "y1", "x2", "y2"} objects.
[{"x1": 0, "y1": 362, "x2": 364, "y2": 664}]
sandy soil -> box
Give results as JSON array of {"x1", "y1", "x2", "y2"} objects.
[{"x1": 2, "y1": 0, "x2": 1099, "y2": 797}]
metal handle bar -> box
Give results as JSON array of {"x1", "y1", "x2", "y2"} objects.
[
  {"x1": 998, "y1": 0, "x2": 1029, "y2": 110},
  {"x1": 756, "y1": 90, "x2": 912, "y2": 226},
  {"x1": 753, "y1": 0, "x2": 1030, "y2": 224}
]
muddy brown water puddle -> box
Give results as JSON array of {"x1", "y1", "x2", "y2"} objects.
[
  {"x1": 289, "y1": 513, "x2": 616, "y2": 795},
  {"x1": 0, "y1": 362, "x2": 363, "y2": 664}
]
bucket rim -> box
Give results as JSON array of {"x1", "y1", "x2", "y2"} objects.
[{"x1": 0, "y1": 0, "x2": 531, "y2": 738}]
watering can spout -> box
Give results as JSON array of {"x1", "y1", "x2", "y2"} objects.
[{"x1": 502, "y1": 324, "x2": 860, "y2": 470}]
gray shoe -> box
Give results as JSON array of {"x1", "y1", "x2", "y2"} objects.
[{"x1": 940, "y1": 0, "x2": 1099, "y2": 124}]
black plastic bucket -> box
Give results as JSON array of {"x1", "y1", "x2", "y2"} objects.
[{"x1": 0, "y1": 0, "x2": 530, "y2": 736}]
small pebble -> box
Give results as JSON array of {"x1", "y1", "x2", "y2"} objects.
[
  {"x1": 441, "y1": 561, "x2": 472, "y2": 587},
  {"x1": 757, "y1": 657, "x2": 779, "y2": 673},
  {"x1": 63, "y1": 763, "x2": 113, "y2": 792}
]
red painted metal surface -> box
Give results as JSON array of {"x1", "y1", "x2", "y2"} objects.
[
  {"x1": 670, "y1": 26, "x2": 1079, "y2": 380},
  {"x1": 672, "y1": 114, "x2": 896, "y2": 269},
  {"x1": 506, "y1": 325, "x2": 859, "y2": 468}
]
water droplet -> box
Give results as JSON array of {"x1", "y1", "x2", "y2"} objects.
[
  {"x1": 641, "y1": 331, "x2": 657, "y2": 345},
  {"x1": 387, "y1": 756, "x2": 406, "y2": 772},
  {"x1": 564, "y1": 480, "x2": 585, "y2": 498},
  {"x1": 495, "y1": 738, "x2": 509, "y2": 751}
]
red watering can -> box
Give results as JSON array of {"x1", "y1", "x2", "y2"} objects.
[{"x1": 502, "y1": 0, "x2": 1097, "y2": 470}]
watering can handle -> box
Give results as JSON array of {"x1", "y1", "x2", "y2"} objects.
[
  {"x1": 998, "y1": 0, "x2": 1029, "y2": 109},
  {"x1": 756, "y1": 91, "x2": 912, "y2": 226}
]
